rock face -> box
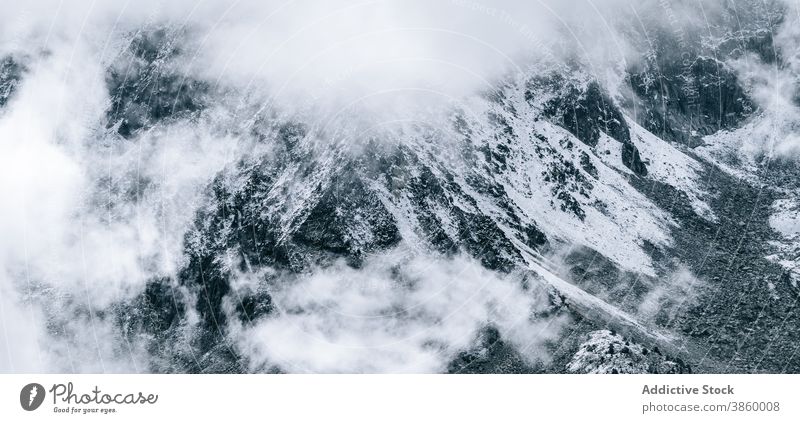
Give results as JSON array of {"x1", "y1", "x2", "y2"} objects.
[
  {"x1": 106, "y1": 29, "x2": 208, "y2": 138},
  {"x1": 624, "y1": 56, "x2": 755, "y2": 147},
  {"x1": 618, "y1": 2, "x2": 782, "y2": 147},
  {"x1": 537, "y1": 76, "x2": 648, "y2": 176},
  {"x1": 0, "y1": 56, "x2": 22, "y2": 108}
]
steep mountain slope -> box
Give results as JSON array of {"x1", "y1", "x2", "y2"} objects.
[{"x1": 104, "y1": 25, "x2": 773, "y2": 373}]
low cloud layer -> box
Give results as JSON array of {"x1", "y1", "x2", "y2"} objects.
[
  {"x1": 0, "y1": 38, "x2": 244, "y2": 371},
  {"x1": 230, "y1": 249, "x2": 567, "y2": 373},
  {"x1": 0, "y1": 0, "x2": 730, "y2": 110}
]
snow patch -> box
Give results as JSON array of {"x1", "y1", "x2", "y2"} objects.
[
  {"x1": 627, "y1": 118, "x2": 715, "y2": 220},
  {"x1": 568, "y1": 330, "x2": 685, "y2": 374},
  {"x1": 770, "y1": 198, "x2": 800, "y2": 238},
  {"x1": 595, "y1": 133, "x2": 633, "y2": 175},
  {"x1": 767, "y1": 198, "x2": 800, "y2": 288}
]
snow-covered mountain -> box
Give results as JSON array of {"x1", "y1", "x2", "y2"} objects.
[{"x1": 2, "y1": 0, "x2": 799, "y2": 374}]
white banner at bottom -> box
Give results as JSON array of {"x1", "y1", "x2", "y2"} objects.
[{"x1": 0, "y1": 374, "x2": 796, "y2": 422}]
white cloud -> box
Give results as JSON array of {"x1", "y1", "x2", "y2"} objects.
[
  {"x1": 0, "y1": 36, "x2": 242, "y2": 371},
  {"x1": 230, "y1": 248, "x2": 567, "y2": 373}
]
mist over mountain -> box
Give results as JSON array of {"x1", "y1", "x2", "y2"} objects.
[{"x1": 1, "y1": 0, "x2": 799, "y2": 373}]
